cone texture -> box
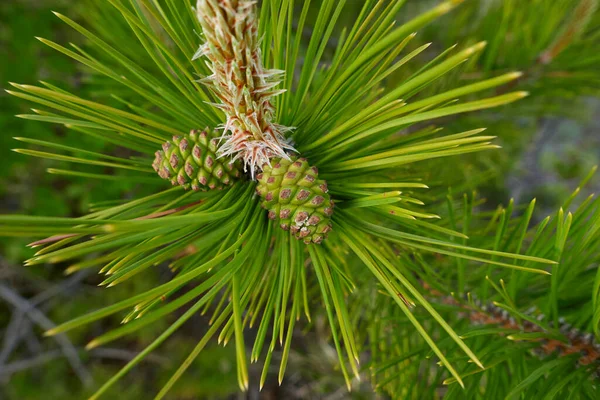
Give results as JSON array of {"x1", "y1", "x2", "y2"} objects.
[
  {"x1": 195, "y1": 0, "x2": 294, "y2": 176},
  {"x1": 153, "y1": 129, "x2": 241, "y2": 191},
  {"x1": 256, "y1": 158, "x2": 333, "y2": 244}
]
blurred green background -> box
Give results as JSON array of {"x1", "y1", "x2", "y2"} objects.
[
  {"x1": 1, "y1": 0, "x2": 599, "y2": 398},
  {"x1": 0, "y1": 1, "x2": 240, "y2": 398}
]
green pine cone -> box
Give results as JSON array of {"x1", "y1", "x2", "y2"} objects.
[
  {"x1": 152, "y1": 128, "x2": 241, "y2": 191},
  {"x1": 256, "y1": 157, "x2": 333, "y2": 244}
]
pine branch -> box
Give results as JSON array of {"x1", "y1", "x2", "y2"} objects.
[{"x1": 2, "y1": 1, "x2": 597, "y2": 398}]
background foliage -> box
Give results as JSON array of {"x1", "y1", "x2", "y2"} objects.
[{"x1": 1, "y1": 0, "x2": 599, "y2": 398}]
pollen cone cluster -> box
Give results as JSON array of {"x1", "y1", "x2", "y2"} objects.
[
  {"x1": 153, "y1": 128, "x2": 241, "y2": 191},
  {"x1": 195, "y1": 0, "x2": 294, "y2": 176},
  {"x1": 256, "y1": 157, "x2": 333, "y2": 244}
]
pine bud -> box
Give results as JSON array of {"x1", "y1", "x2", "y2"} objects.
[{"x1": 195, "y1": 0, "x2": 295, "y2": 176}]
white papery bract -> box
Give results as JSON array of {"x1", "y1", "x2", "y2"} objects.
[{"x1": 195, "y1": 0, "x2": 295, "y2": 178}]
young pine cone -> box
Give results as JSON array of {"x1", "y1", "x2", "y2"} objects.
[
  {"x1": 153, "y1": 129, "x2": 241, "y2": 191},
  {"x1": 256, "y1": 157, "x2": 333, "y2": 244}
]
